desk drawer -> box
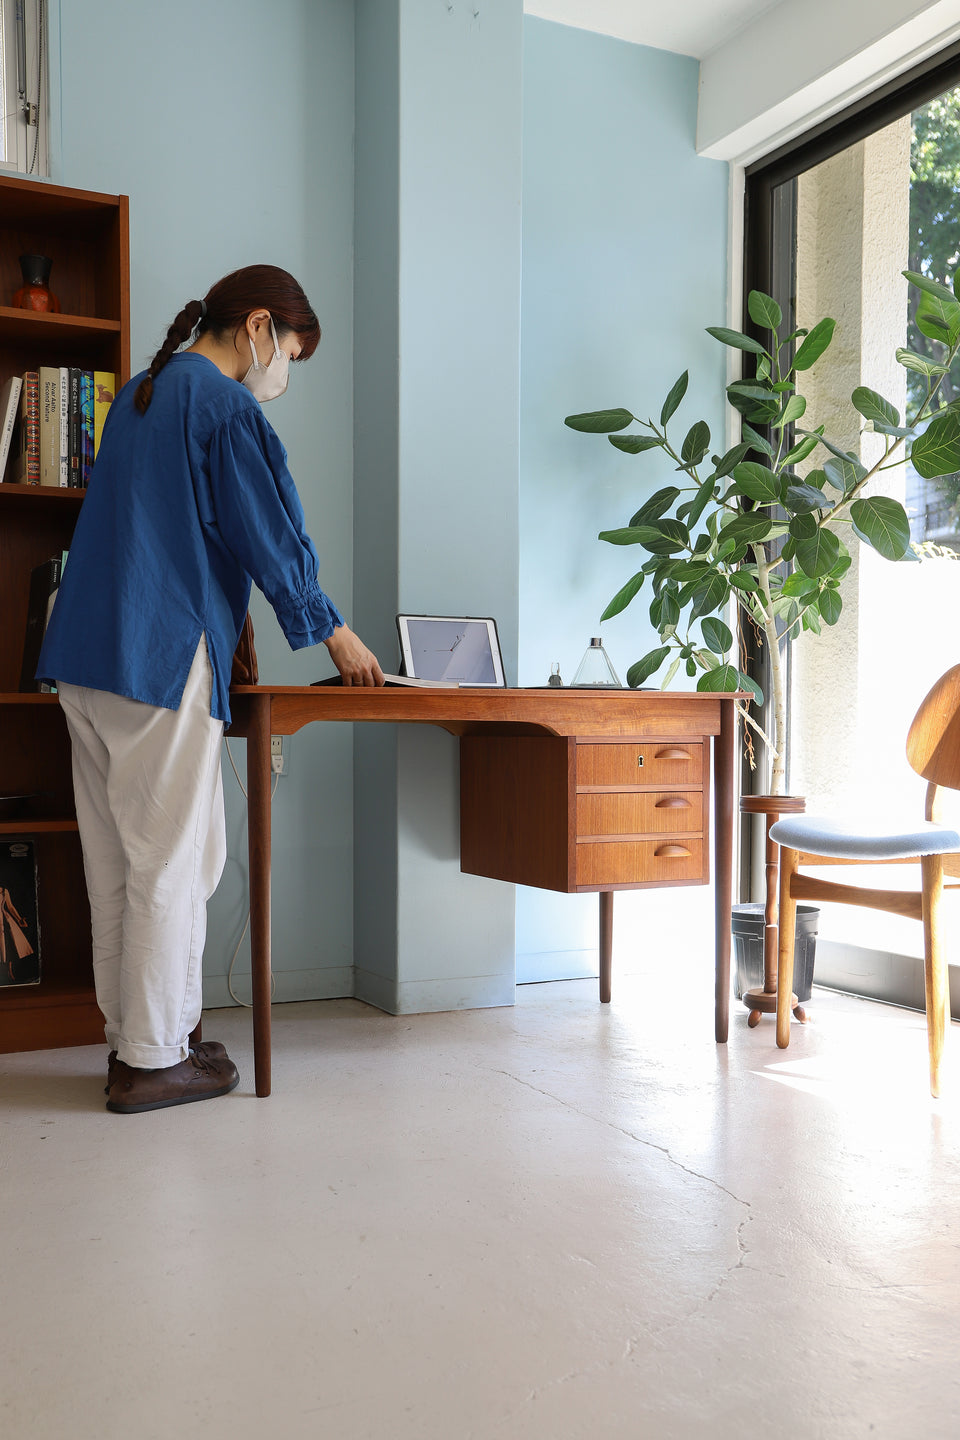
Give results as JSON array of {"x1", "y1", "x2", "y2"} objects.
[
  {"x1": 576, "y1": 837, "x2": 705, "y2": 887},
  {"x1": 577, "y1": 742, "x2": 703, "y2": 788},
  {"x1": 576, "y1": 791, "x2": 702, "y2": 837}
]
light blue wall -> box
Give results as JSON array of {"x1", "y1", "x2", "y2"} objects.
[
  {"x1": 53, "y1": 0, "x2": 359, "y2": 1004},
  {"x1": 518, "y1": 18, "x2": 729, "y2": 979}
]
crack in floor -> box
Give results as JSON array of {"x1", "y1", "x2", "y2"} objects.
[{"x1": 492, "y1": 1067, "x2": 752, "y2": 1210}]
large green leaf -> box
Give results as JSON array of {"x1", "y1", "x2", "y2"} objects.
[
  {"x1": 849, "y1": 496, "x2": 911, "y2": 559},
  {"x1": 742, "y1": 423, "x2": 774, "y2": 456},
  {"x1": 598, "y1": 525, "x2": 663, "y2": 546},
  {"x1": 782, "y1": 433, "x2": 820, "y2": 466},
  {"x1": 681, "y1": 420, "x2": 711, "y2": 466},
  {"x1": 903, "y1": 269, "x2": 958, "y2": 306},
  {"x1": 685, "y1": 474, "x2": 719, "y2": 528},
  {"x1": 792, "y1": 318, "x2": 836, "y2": 371},
  {"x1": 660, "y1": 372, "x2": 689, "y2": 426},
  {"x1": 721, "y1": 512, "x2": 773, "y2": 544},
  {"x1": 712, "y1": 441, "x2": 753, "y2": 478},
  {"x1": 726, "y1": 382, "x2": 779, "y2": 423},
  {"x1": 697, "y1": 664, "x2": 740, "y2": 693},
  {"x1": 895, "y1": 346, "x2": 950, "y2": 377},
  {"x1": 600, "y1": 571, "x2": 645, "y2": 622},
  {"x1": 608, "y1": 433, "x2": 663, "y2": 454},
  {"x1": 732, "y1": 461, "x2": 780, "y2": 503},
  {"x1": 728, "y1": 570, "x2": 760, "y2": 593},
  {"x1": 565, "y1": 408, "x2": 633, "y2": 432},
  {"x1": 911, "y1": 409, "x2": 960, "y2": 478},
  {"x1": 915, "y1": 289, "x2": 960, "y2": 348},
  {"x1": 630, "y1": 487, "x2": 681, "y2": 525},
  {"x1": 747, "y1": 291, "x2": 782, "y2": 331},
  {"x1": 700, "y1": 616, "x2": 733, "y2": 654},
  {"x1": 689, "y1": 572, "x2": 730, "y2": 618},
  {"x1": 852, "y1": 387, "x2": 900, "y2": 427},
  {"x1": 627, "y1": 647, "x2": 671, "y2": 687},
  {"x1": 737, "y1": 670, "x2": 764, "y2": 704},
  {"x1": 794, "y1": 528, "x2": 841, "y2": 578},
  {"x1": 788, "y1": 512, "x2": 819, "y2": 539},
  {"x1": 706, "y1": 325, "x2": 768, "y2": 355},
  {"x1": 819, "y1": 587, "x2": 843, "y2": 625},
  {"x1": 785, "y1": 483, "x2": 831, "y2": 514},
  {"x1": 823, "y1": 455, "x2": 868, "y2": 492},
  {"x1": 777, "y1": 394, "x2": 807, "y2": 428}
]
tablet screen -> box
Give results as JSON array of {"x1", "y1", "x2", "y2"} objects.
[{"x1": 396, "y1": 616, "x2": 505, "y2": 686}]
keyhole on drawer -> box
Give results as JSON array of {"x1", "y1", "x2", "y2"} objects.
[{"x1": 637, "y1": 755, "x2": 644, "y2": 768}]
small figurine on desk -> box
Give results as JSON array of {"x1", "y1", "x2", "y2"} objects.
[{"x1": 547, "y1": 662, "x2": 563, "y2": 688}]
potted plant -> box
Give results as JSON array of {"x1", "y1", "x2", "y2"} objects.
[{"x1": 564, "y1": 274, "x2": 960, "y2": 1015}]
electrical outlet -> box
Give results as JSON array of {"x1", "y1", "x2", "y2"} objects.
[{"x1": 271, "y1": 736, "x2": 285, "y2": 775}]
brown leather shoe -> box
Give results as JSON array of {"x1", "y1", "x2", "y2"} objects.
[
  {"x1": 105, "y1": 1042, "x2": 227, "y2": 1094},
  {"x1": 106, "y1": 1051, "x2": 240, "y2": 1113}
]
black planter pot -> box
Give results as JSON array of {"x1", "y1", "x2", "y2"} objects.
[{"x1": 732, "y1": 902, "x2": 819, "y2": 1004}]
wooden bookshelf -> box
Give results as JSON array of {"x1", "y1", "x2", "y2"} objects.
[{"x1": 0, "y1": 174, "x2": 129, "y2": 1052}]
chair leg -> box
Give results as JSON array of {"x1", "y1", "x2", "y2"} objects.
[
  {"x1": 921, "y1": 854, "x2": 949, "y2": 1098},
  {"x1": 776, "y1": 847, "x2": 800, "y2": 1050}
]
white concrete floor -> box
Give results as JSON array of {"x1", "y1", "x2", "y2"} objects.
[{"x1": 2, "y1": 966, "x2": 960, "y2": 1440}]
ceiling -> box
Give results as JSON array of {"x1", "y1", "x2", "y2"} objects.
[{"x1": 523, "y1": 0, "x2": 786, "y2": 60}]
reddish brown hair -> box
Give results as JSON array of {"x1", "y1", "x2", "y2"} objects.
[{"x1": 134, "y1": 264, "x2": 321, "y2": 413}]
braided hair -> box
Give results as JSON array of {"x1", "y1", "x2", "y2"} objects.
[{"x1": 134, "y1": 265, "x2": 321, "y2": 414}]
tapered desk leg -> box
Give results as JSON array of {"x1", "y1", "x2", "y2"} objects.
[
  {"x1": 599, "y1": 891, "x2": 613, "y2": 1003},
  {"x1": 247, "y1": 694, "x2": 273, "y2": 1097},
  {"x1": 714, "y1": 698, "x2": 735, "y2": 1043}
]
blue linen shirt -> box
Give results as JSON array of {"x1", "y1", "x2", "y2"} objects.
[{"x1": 37, "y1": 352, "x2": 343, "y2": 724}]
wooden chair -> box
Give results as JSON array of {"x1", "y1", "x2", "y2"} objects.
[{"x1": 769, "y1": 664, "x2": 960, "y2": 1097}]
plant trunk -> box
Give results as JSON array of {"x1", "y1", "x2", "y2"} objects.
[{"x1": 753, "y1": 548, "x2": 786, "y2": 796}]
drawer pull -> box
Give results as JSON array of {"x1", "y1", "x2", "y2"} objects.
[
  {"x1": 655, "y1": 796, "x2": 691, "y2": 809},
  {"x1": 654, "y1": 843, "x2": 692, "y2": 857},
  {"x1": 655, "y1": 746, "x2": 691, "y2": 761}
]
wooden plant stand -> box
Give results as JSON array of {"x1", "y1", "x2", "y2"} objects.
[{"x1": 739, "y1": 794, "x2": 807, "y2": 1027}]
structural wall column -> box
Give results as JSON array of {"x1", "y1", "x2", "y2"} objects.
[{"x1": 353, "y1": 0, "x2": 523, "y2": 1012}]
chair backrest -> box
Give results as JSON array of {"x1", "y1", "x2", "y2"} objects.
[{"x1": 906, "y1": 664, "x2": 960, "y2": 790}]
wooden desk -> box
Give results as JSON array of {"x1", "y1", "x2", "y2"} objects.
[{"x1": 229, "y1": 685, "x2": 738, "y2": 1095}]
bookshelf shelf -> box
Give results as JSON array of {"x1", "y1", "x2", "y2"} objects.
[{"x1": 0, "y1": 174, "x2": 129, "y2": 1054}]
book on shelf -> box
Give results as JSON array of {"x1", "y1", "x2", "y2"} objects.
[
  {"x1": 19, "y1": 554, "x2": 64, "y2": 692},
  {"x1": 39, "y1": 367, "x2": 61, "y2": 487},
  {"x1": 58, "y1": 365, "x2": 69, "y2": 486},
  {"x1": 79, "y1": 370, "x2": 94, "y2": 485},
  {"x1": 11, "y1": 371, "x2": 40, "y2": 485},
  {"x1": 0, "y1": 840, "x2": 41, "y2": 988},
  {"x1": 0, "y1": 375, "x2": 22, "y2": 482},
  {"x1": 68, "y1": 368, "x2": 81, "y2": 487},
  {"x1": 94, "y1": 372, "x2": 115, "y2": 458}
]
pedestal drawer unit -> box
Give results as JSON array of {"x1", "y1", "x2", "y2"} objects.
[{"x1": 460, "y1": 733, "x2": 710, "y2": 893}]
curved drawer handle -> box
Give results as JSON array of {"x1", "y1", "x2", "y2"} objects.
[
  {"x1": 654, "y1": 843, "x2": 692, "y2": 857},
  {"x1": 655, "y1": 796, "x2": 692, "y2": 809},
  {"x1": 655, "y1": 746, "x2": 692, "y2": 761}
]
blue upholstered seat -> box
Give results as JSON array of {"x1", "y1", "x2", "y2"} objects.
[{"x1": 770, "y1": 813, "x2": 960, "y2": 860}]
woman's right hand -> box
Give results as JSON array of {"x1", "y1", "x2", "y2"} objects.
[{"x1": 323, "y1": 624, "x2": 385, "y2": 687}]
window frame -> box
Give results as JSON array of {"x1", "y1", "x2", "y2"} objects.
[{"x1": 0, "y1": 0, "x2": 49, "y2": 177}]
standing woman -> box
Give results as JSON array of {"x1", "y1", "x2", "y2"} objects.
[{"x1": 38, "y1": 264, "x2": 383, "y2": 1113}]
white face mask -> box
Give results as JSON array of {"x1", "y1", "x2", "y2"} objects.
[{"x1": 241, "y1": 316, "x2": 289, "y2": 402}]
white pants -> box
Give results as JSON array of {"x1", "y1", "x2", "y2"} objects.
[{"x1": 59, "y1": 638, "x2": 226, "y2": 1068}]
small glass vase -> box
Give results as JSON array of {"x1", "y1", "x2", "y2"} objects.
[
  {"x1": 13, "y1": 254, "x2": 60, "y2": 313},
  {"x1": 571, "y1": 637, "x2": 622, "y2": 687}
]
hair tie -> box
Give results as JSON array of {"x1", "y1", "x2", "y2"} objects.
[{"x1": 199, "y1": 299, "x2": 207, "y2": 320}]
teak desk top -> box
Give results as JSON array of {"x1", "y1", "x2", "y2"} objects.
[{"x1": 228, "y1": 685, "x2": 738, "y2": 1095}]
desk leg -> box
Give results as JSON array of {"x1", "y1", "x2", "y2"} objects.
[
  {"x1": 714, "y1": 700, "x2": 735, "y2": 1044},
  {"x1": 599, "y1": 891, "x2": 613, "y2": 1003},
  {"x1": 248, "y1": 694, "x2": 273, "y2": 1097}
]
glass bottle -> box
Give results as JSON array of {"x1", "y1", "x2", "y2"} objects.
[{"x1": 571, "y1": 637, "x2": 621, "y2": 687}]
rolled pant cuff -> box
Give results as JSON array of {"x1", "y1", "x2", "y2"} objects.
[{"x1": 116, "y1": 1040, "x2": 190, "y2": 1070}]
